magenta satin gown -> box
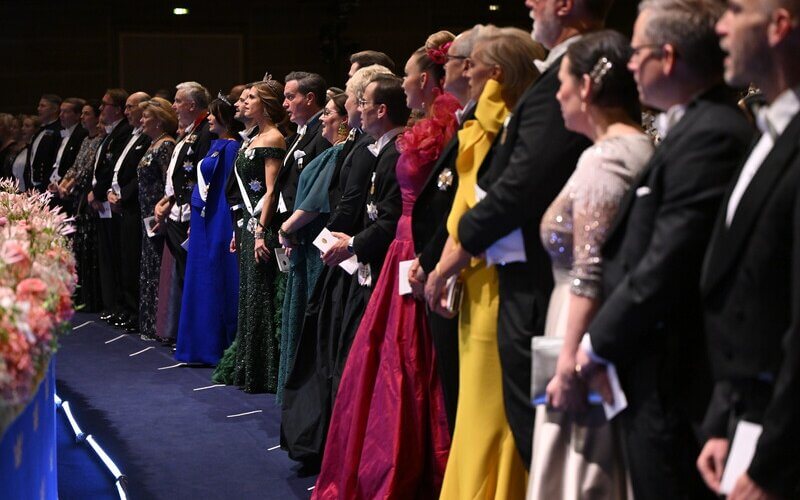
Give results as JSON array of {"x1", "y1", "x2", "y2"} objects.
[{"x1": 313, "y1": 94, "x2": 459, "y2": 499}]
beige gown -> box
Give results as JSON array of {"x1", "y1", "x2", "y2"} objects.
[{"x1": 528, "y1": 134, "x2": 654, "y2": 500}]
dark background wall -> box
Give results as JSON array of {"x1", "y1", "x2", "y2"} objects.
[{"x1": 0, "y1": 0, "x2": 637, "y2": 114}]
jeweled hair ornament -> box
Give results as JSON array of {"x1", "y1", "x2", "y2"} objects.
[
  {"x1": 589, "y1": 57, "x2": 613, "y2": 90},
  {"x1": 216, "y1": 91, "x2": 232, "y2": 106}
]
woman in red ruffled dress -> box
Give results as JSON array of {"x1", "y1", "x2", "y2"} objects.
[{"x1": 313, "y1": 31, "x2": 460, "y2": 499}]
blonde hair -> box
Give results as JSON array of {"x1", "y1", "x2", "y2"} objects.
[
  {"x1": 139, "y1": 97, "x2": 178, "y2": 136},
  {"x1": 346, "y1": 64, "x2": 393, "y2": 99},
  {"x1": 473, "y1": 27, "x2": 546, "y2": 108}
]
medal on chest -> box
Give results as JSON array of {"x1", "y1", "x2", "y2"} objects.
[
  {"x1": 366, "y1": 171, "x2": 378, "y2": 221},
  {"x1": 437, "y1": 168, "x2": 454, "y2": 191}
]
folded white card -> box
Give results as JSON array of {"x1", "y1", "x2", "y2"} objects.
[
  {"x1": 398, "y1": 260, "x2": 413, "y2": 296},
  {"x1": 275, "y1": 247, "x2": 291, "y2": 273},
  {"x1": 720, "y1": 421, "x2": 763, "y2": 495},
  {"x1": 98, "y1": 201, "x2": 112, "y2": 219},
  {"x1": 602, "y1": 363, "x2": 628, "y2": 420},
  {"x1": 143, "y1": 216, "x2": 158, "y2": 238},
  {"x1": 474, "y1": 184, "x2": 527, "y2": 266},
  {"x1": 277, "y1": 193, "x2": 288, "y2": 213},
  {"x1": 313, "y1": 227, "x2": 358, "y2": 275},
  {"x1": 180, "y1": 237, "x2": 189, "y2": 251}
]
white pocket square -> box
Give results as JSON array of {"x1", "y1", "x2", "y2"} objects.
[
  {"x1": 293, "y1": 150, "x2": 306, "y2": 160},
  {"x1": 635, "y1": 186, "x2": 652, "y2": 197}
]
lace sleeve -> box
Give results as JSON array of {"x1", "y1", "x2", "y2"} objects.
[{"x1": 570, "y1": 147, "x2": 636, "y2": 298}]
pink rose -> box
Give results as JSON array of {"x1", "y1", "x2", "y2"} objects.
[{"x1": 16, "y1": 278, "x2": 48, "y2": 302}]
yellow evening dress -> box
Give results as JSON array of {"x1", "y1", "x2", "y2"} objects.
[{"x1": 440, "y1": 79, "x2": 528, "y2": 500}]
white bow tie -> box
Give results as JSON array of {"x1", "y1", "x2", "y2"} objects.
[
  {"x1": 296, "y1": 124, "x2": 307, "y2": 136},
  {"x1": 60, "y1": 129, "x2": 69, "y2": 139},
  {"x1": 367, "y1": 143, "x2": 380, "y2": 157},
  {"x1": 533, "y1": 59, "x2": 549, "y2": 73},
  {"x1": 653, "y1": 107, "x2": 685, "y2": 139}
]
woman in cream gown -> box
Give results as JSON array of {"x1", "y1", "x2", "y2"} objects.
[{"x1": 528, "y1": 31, "x2": 655, "y2": 500}]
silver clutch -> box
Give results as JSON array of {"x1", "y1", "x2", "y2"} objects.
[{"x1": 530, "y1": 336, "x2": 564, "y2": 405}]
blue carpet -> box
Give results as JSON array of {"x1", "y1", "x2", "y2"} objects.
[
  {"x1": 56, "y1": 401, "x2": 118, "y2": 500},
  {"x1": 56, "y1": 312, "x2": 317, "y2": 499}
]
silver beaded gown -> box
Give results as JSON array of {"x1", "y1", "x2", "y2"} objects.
[{"x1": 529, "y1": 133, "x2": 653, "y2": 500}]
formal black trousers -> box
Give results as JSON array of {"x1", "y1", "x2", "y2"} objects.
[
  {"x1": 118, "y1": 208, "x2": 141, "y2": 319},
  {"x1": 96, "y1": 214, "x2": 122, "y2": 314},
  {"x1": 426, "y1": 308, "x2": 459, "y2": 435},
  {"x1": 164, "y1": 218, "x2": 189, "y2": 291},
  {"x1": 618, "y1": 357, "x2": 716, "y2": 500},
  {"x1": 496, "y1": 262, "x2": 550, "y2": 468}
]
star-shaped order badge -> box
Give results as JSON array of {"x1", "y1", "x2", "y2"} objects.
[
  {"x1": 182, "y1": 160, "x2": 193, "y2": 172},
  {"x1": 245, "y1": 148, "x2": 255, "y2": 160},
  {"x1": 248, "y1": 179, "x2": 263, "y2": 192},
  {"x1": 437, "y1": 168, "x2": 454, "y2": 191}
]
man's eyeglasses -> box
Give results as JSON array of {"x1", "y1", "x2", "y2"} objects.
[
  {"x1": 101, "y1": 101, "x2": 118, "y2": 108},
  {"x1": 445, "y1": 54, "x2": 468, "y2": 63},
  {"x1": 357, "y1": 98, "x2": 378, "y2": 108}
]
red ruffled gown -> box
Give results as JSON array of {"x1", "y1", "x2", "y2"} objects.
[{"x1": 313, "y1": 94, "x2": 460, "y2": 499}]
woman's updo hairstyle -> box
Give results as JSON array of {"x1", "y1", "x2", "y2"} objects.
[
  {"x1": 413, "y1": 30, "x2": 456, "y2": 89},
  {"x1": 208, "y1": 97, "x2": 244, "y2": 136},
  {"x1": 251, "y1": 78, "x2": 288, "y2": 130},
  {"x1": 566, "y1": 30, "x2": 641, "y2": 121}
]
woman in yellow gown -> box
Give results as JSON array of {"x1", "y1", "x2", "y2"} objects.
[{"x1": 424, "y1": 27, "x2": 545, "y2": 499}]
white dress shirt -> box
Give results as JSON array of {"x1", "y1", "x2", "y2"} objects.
[
  {"x1": 533, "y1": 35, "x2": 583, "y2": 73},
  {"x1": 725, "y1": 86, "x2": 800, "y2": 226},
  {"x1": 30, "y1": 119, "x2": 58, "y2": 163},
  {"x1": 111, "y1": 127, "x2": 142, "y2": 194},
  {"x1": 165, "y1": 121, "x2": 196, "y2": 222},
  {"x1": 52, "y1": 123, "x2": 78, "y2": 176}
]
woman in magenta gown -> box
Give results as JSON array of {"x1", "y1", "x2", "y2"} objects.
[{"x1": 313, "y1": 32, "x2": 459, "y2": 499}]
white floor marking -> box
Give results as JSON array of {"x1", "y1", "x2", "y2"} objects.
[
  {"x1": 267, "y1": 445, "x2": 280, "y2": 451},
  {"x1": 73, "y1": 320, "x2": 94, "y2": 330},
  {"x1": 193, "y1": 384, "x2": 225, "y2": 391},
  {"x1": 128, "y1": 347, "x2": 155, "y2": 357},
  {"x1": 226, "y1": 410, "x2": 263, "y2": 418},
  {"x1": 307, "y1": 486, "x2": 315, "y2": 491},
  {"x1": 104, "y1": 334, "x2": 125, "y2": 344},
  {"x1": 157, "y1": 362, "x2": 187, "y2": 370}
]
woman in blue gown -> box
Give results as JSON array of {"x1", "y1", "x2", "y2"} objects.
[{"x1": 175, "y1": 97, "x2": 242, "y2": 364}]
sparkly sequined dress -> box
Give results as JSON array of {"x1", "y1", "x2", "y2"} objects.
[
  {"x1": 212, "y1": 146, "x2": 286, "y2": 393},
  {"x1": 529, "y1": 133, "x2": 653, "y2": 500}
]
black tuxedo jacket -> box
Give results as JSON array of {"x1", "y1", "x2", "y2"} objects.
[
  {"x1": 172, "y1": 117, "x2": 214, "y2": 206},
  {"x1": 56, "y1": 125, "x2": 89, "y2": 178},
  {"x1": 412, "y1": 106, "x2": 474, "y2": 274},
  {"x1": 351, "y1": 136, "x2": 401, "y2": 278},
  {"x1": 92, "y1": 120, "x2": 133, "y2": 201},
  {"x1": 29, "y1": 120, "x2": 63, "y2": 187},
  {"x1": 700, "y1": 111, "x2": 800, "y2": 497},
  {"x1": 116, "y1": 133, "x2": 152, "y2": 213},
  {"x1": 588, "y1": 86, "x2": 752, "y2": 417},
  {"x1": 327, "y1": 132, "x2": 376, "y2": 234},
  {"x1": 278, "y1": 113, "x2": 330, "y2": 213}
]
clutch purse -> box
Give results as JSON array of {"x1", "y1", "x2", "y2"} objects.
[
  {"x1": 530, "y1": 336, "x2": 563, "y2": 405},
  {"x1": 444, "y1": 275, "x2": 463, "y2": 315}
]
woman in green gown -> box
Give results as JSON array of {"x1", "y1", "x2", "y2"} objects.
[{"x1": 213, "y1": 78, "x2": 288, "y2": 393}]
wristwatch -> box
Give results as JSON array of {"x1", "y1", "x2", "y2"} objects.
[{"x1": 347, "y1": 236, "x2": 355, "y2": 255}]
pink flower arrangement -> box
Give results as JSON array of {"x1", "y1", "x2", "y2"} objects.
[{"x1": 1, "y1": 179, "x2": 76, "y2": 434}]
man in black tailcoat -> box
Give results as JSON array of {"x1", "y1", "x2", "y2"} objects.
[
  {"x1": 90, "y1": 88, "x2": 132, "y2": 321},
  {"x1": 28, "y1": 93, "x2": 63, "y2": 191},
  {"x1": 575, "y1": 1, "x2": 753, "y2": 498},
  {"x1": 107, "y1": 91, "x2": 151, "y2": 332},
  {"x1": 696, "y1": 0, "x2": 800, "y2": 498}
]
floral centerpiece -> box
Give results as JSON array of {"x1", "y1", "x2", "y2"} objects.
[{"x1": 0, "y1": 180, "x2": 76, "y2": 437}]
